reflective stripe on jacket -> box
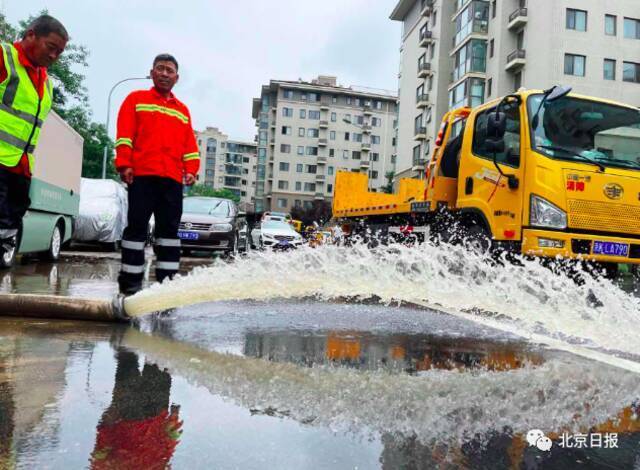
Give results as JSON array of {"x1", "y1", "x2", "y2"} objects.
[{"x1": 0, "y1": 43, "x2": 52, "y2": 171}]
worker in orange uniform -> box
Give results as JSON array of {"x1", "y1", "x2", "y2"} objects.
[
  {"x1": 0, "y1": 15, "x2": 67, "y2": 257},
  {"x1": 115, "y1": 53, "x2": 199, "y2": 296}
]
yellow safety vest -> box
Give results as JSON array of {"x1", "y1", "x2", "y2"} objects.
[{"x1": 0, "y1": 43, "x2": 53, "y2": 171}]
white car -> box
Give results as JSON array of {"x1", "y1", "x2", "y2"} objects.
[{"x1": 251, "y1": 220, "x2": 303, "y2": 250}]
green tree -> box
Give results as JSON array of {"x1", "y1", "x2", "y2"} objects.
[
  {"x1": 188, "y1": 185, "x2": 240, "y2": 203},
  {"x1": 1, "y1": 11, "x2": 114, "y2": 179},
  {"x1": 381, "y1": 171, "x2": 395, "y2": 194}
]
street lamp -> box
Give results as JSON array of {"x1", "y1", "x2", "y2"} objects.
[{"x1": 101, "y1": 76, "x2": 151, "y2": 179}]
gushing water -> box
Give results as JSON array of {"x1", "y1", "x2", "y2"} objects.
[{"x1": 125, "y1": 243, "x2": 640, "y2": 357}]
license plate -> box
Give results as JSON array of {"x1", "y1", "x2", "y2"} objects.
[
  {"x1": 592, "y1": 241, "x2": 629, "y2": 257},
  {"x1": 178, "y1": 231, "x2": 199, "y2": 240},
  {"x1": 277, "y1": 240, "x2": 290, "y2": 246}
]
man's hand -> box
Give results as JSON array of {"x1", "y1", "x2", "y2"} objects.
[
  {"x1": 119, "y1": 168, "x2": 134, "y2": 185},
  {"x1": 184, "y1": 173, "x2": 196, "y2": 186}
]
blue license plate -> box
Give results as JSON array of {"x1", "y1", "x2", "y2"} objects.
[
  {"x1": 178, "y1": 231, "x2": 199, "y2": 240},
  {"x1": 277, "y1": 240, "x2": 290, "y2": 246},
  {"x1": 592, "y1": 241, "x2": 629, "y2": 257}
]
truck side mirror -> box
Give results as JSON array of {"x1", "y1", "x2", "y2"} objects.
[{"x1": 487, "y1": 111, "x2": 507, "y2": 140}]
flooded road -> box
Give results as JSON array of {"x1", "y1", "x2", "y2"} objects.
[{"x1": 1, "y1": 245, "x2": 640, "y2": 469}]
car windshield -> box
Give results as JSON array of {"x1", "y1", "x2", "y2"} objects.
[
  {"x1": 262, "y1": 221, "x2": 294, "y2": 231},
  {"x1": 183, "y1": 198, "x2": 229, "y2": 216},
  {"x1": 528, "y1": 94, "x2": 640, "y2": 170}
]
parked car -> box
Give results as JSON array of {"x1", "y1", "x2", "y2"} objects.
[
  {"x1": 251, "y1": 219, "x2": 304, "y2": 250},
  {"x1": 177, "y1": 197, "x2": 249, "y2": 256},
  {"x1": 72, "y1": 178, "x2": 128, "y2": 251}
]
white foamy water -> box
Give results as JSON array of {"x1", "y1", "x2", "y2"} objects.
[{"x1": 125, "y1": 243, "x2": 640, "y2": 358}]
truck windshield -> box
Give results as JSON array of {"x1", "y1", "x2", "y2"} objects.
[{"x1": 528, "y1": 94, "x2": 640, "y2": 171}]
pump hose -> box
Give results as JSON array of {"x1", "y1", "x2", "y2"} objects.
[{"x1": 0, "y1": 293, "x2": 130, "y2": 322}]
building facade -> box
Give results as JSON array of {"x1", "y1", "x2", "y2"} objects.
[
  {"x1": 391, "y1": 0, "x2": 640, "y2": 179},
  {"x1": 195, "y1": 127, "x2": 257, "y2": 211},
  {"x1": 251, "y1": 76, "x2": 398, "y2": 213}
]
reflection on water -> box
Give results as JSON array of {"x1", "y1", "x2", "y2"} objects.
[
  {"x1": 244, "y1": 330, "x2": 544, "y2": 373},
  {"x1": 1, "y1": 315, "x2": 640, "y2": 469},
  {"x1": 90, "y1": 348, "x2": 181, "y2": 469}
]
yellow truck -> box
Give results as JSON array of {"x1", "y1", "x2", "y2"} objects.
[{"x1": 333, "y1": 86, "x2": 640, "y2": 269}]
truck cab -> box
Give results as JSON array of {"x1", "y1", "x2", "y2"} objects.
[{"x1": 440, "y1": 87, "x2": 640, "y2": 263}]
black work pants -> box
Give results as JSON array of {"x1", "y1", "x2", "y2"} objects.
[
  {"x1": 118, "y1": 176, "x2": 183, "y2": 294},
  {"x1": 0, "y1": 167, "x2": 30, "y2": 240}
]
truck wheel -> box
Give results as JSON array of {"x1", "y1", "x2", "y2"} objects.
[
  {"x1": 462, "y1": 225, "x2": 492, "y2": 254},
  {"x1": 44, "y1": 223, "x2": 63, "y2": 262}
]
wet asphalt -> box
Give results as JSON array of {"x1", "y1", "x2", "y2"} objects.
[{"x1": 0, "y1": 249, "x2": 639, "y2": 469}]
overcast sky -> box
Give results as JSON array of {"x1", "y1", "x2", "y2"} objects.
[{"x1": 6, "y1": 0, "x2": 401, "y2": 141}]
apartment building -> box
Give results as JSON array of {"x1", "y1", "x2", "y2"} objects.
[
  {"x1": 391, "y1": 0, "x2": 640, "y2": 179},
  {"x1": 251, "y1": 76, "x2": 398, "y2": 213},
  {"x1": 195, "y1": 127, "x2": 257, "y2": 211}
]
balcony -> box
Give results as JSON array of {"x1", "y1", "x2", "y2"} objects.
[
  {"x1": 414, "y1": 126, "x2": 427, "y2": 140},
  {"x1": 412, "y1": 157, "x2": 427, "y2": 168},
  {"x1": 319, "y1": 120, "x2": 329, "y2": 128},
  {"x1": 416, "y1": 94, "x2": 430, "y2": 108},
  {"x1": 315, "y1": 174, "x2": 326, "y2": 181},
  {"x1": 363, "y1": 104, "x2": 373, "y2": 116},
  {"x1": 361, "y1": 142, "x2": 371, "y2": 152},
  {"x1": 505, "y1": 49, "x2": 526, "y2": 72},
  {"x1": 418, "y1": 62, "x2": 433, "y2": 78},
  {"x1": 508, "y1": 8, "x2": 528, "y2": 31},
  {"x1": 314, "y1": 192, "x2": 325, "y2": 200},
  {"x1": 360, "y1": 160, "x2": 370, "y2": 168},
  {"x1": 420, "y1": 0, "x2": 434, "y2": 17},
  {"x1": 317, "y1": 156, "x2": 327, "y2": 164},
  {"x1": 320, "y1": 103, "x2": 330, "y2": 111},
  {"x1": 419, "y1": 30, "x2": 434, "y2": 47},
  {"x1": 318, "y1": 138, "x2": 328, "y2": 147}
]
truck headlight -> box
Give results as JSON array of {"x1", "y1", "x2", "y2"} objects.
[
  {"x1": 210, "y1": 223, "x2": 232, "y2": 232},
  {"x1": 530, "y1": 195, "x2": 567, "y2": 229}
]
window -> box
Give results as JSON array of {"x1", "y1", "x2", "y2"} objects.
[
  {"x1": 604, "y1": 59, "x2": 616, "y2": 80},
  {"x1": 295, "y1": 181, "x2": 302, "y2": 190},
  {"x1": 301, "y1": 92, "x2": 307, "y2": 101},
  {"x1": 279, "y1": 162, "x2": 289, "y2": 171},
  {"x1": 308, "y1": 110, "x2": 321, "y2": 119},
  {"x1": 278, "y1": 180, "x2": 289, "y2": 190},
  {"x1": 371, "y1": 152, "x2": 379, "y2": 162},
  {"x1": 412, "y1": 145, "x2": 421, "y2": 165},
  {"x1": 343, "y1": 150, "x2": 349, "y2": 159},
  {"x1": 307, "y1": 128, "x2": 319, "y2": 138},
  {"x1": 296, "y1": 163, "x2": 303, "y2": 172},
  {"x1": 487, "y1": 78, "x2": 492, "y2": 97},
  {"x1": 564, "y1": 54, "x2": 586, "y2": 76},
  {"x1": 282, "y1": 107, "x2": 293, "y2": 117},
  {"x1": 489, "y1": 39, "x2": 494, "y2": 58},
  {"x1": 300, "y1": 109, "x2": 306, "y2": 119},
  {"x1": 327, "y1": 184, "x2": 333, "y2": 193},
  {"x1": 344, "y1": 113, "x2": 351, "y2": 123},
  {"x1": 353, "y1": 133, "x2": 363, "y2": 143},
  {"x1": 329, "y1": 148, "x2": 335, "y2": 157},
  {"x1": 355, "y1": 115, "x2": 364, "y2": 125},
  {"x1": 303, "y1": 200, "x2": 313, "y2": 209},
  {"x1": 282, "y1": 126, "x2": 291, "y2": 135},
  {"x1": 432, "y1": 11, "x2": 436, "y2": 27},
  {"x1": 472, "y1": 101, "x2": 521, "y2": 167},
  {"x1": 280, "y1": 144, "x2": 291, "y2": 153},
  {"x1": 418, "y1": 53, "x2": 426, "y2": 70},
  {"x1": 283, "y1": 89, "x2": 294, "y2": 99},
  {"x1": 328, "y1": 166, "x2": 334, "y2": 176},
  {"x1": 277, "y1": 198, "x2": 287, "y2": 208},
  {"x1": 371, "y1": 136, "x2": 381, "y2": 145},
  {"x1": 304, "y1": 183, "x2": 316, "y2": 192},
  {"x1": 352, "y1": 151, "x2": 361, "y2": 160},
  {"x1": 605, "y1": 15, "x2": 617, "y2": 36},
  {"x1": 491, "y1": 0, "x2": 496, "y2": 18},
  {"x1": 297, "y1": 146, "x2": 304, "y2": 155},
  {"x1": 391, "y1": 155, "x2": 397, "y2": 164},
  {"x1": 416, "y1": 83, "x2": 424, "y2": 102},
  {"x1": 298, "y1": 127, "x2": 305, "y2": 137},
  {"x1": 309, "y1": 92, "x2": 319, "y2": 102},
  {"x1": 374, "y1": 101, "x2": 382, "y2": 110},
  {"x1": 346, "y1": 96, "x2": 353, "y2": 105},
  {"x1": 624, "y1": 17, "x2": 640, "y2": 39},
  {"x1": 414, "y1": 114, "x2": 423, "y2": 133},
  {"x1": 331, "y1": 112, "x2": 337, "y2": 122},
  {"x1": 344, "y1": 132, "x2": 350, "y2": 141},
  {"x1": 369, "y1": 170, "x2": 379, "y2": 179},
  {"x1": 332, "y1": 95, "x2": 338, "y2": 104},
  {"x1": 355, "y1": 98, "x2": 362, "y2": 107},
  {"x1": 566, "y1": 9, "x2": 587, "y2": 31},
  {"x1": 306, "y1": 146, "x2": 318, "y2": 156},
  {"x1": 306, "y1": 165, "x2": 317, "y2": 174},
  {"x1": 623, "y1": 62, "x2": 640, "y2": 83},
  {"x1": 372, "y1": 117, "x2": 381, "y2": 127},
  {"x1": 330, "y1": 131, "x2": 336, "y2": 140}
]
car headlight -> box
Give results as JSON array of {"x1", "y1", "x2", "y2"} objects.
[
  {"x1": 262, "y1": 233, "x2": 275, "y2": 240},
  {"x1": 530, "y1": 195, "x2": 567, "y2": 229},
  {"x1": 210, "y1": 223, "x2": 232, "y2": 232}
]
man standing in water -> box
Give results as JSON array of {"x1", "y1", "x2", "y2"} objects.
[
  {"x1": 115, "y1": 54, "x2": 199, "y2": 295},
  {"x1": 0, "y1": 15, "x2": 67, "y2": 257}
]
